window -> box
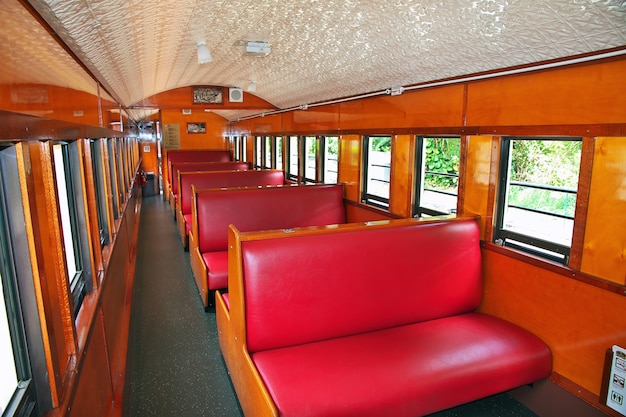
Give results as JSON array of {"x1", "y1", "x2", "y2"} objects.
[
  {"x1": 107, "y1": 139, "x2": 120, "y2": 220},
  {"x1": 233, "y1": 136, "x2": 240, "y2": 161},
  {"x1": 413, "y1": 137, "x2": 460, "y2": 217},
  {"x1": 322, "y1": 136, "x2": 339, "y2": 184},
  {"x1": 303, "y1": 136, "x2": 318, "y2": 183},
  {"x1": 287, "y1": 135, "x2": 299, "y2": 182},
  {"x1": 264, "y1": 136, "x2": 272, "y2": 169},
  {"x1": 0, "y1": 146, "x2": 43, "y2": 416},
  {"x1": 362, "y1": 135, "x2": 391, "y2": 209},
  {"x1": 255, "y1": 136, "x2": 263, "y2": 168},
  {"x1": 241, "y1": 136, "x2": 247, "y2": 162},
  {"x1": 495, "y1": 137, "x2": 582, "y2": 264},
  {"x1": 53, "y1": 143, "x2": 93, "y2": 316},
  {"x1": 275, "y1": 136, "x2": 283, "y2": 170},
  {"x1": 90, "y1": 139, "x2": 110, "y2": 246}
]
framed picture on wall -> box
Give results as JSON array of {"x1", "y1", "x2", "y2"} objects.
[
  {"x1": 192, "y1": 87, "x2": 223, "y2": 104},
  {"x1": 187, "y1": 122, "x2": 206, "y2": 134}
]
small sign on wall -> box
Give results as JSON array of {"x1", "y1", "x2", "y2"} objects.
[
  {"x1": 603, "y1": 345, "x2": 626, "y2": 415},
  {"x1": 143, "y1": 145, "x2": 151, "y2": 152}
]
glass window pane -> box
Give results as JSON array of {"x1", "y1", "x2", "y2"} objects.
[
  {"x1": 288, "y1": 136, "x2": 299, "y2": 180},
  {"x1": 503, "y1": 139, "x2": 581, "y2": 247},
  {"x1": 324, "y1": 136, "x2": 338, "y2": 184},
  {"x1": 264, "y1": 136, "x2": 272, "y2": 169},
  {"x1": 304, "y1": 136, "x2": 317, "y2": 182},
  {"x1": 365, "y1": 136, "x2": 391, "y2": 203},
  {"x1": 276, "y1": 137, "x2": 283, "y2": 170},
  {"x1": 420, "y1": 137, "x2": 460, "y2": 215},
  {"x1": 53, "y1": 144, "x2": 78, "y2": 280},
  {"x1": 255, "y1": 136, "x2": 262, "y2": 168}
]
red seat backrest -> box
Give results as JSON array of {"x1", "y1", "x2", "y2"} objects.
[
  {"x1": 180, "y1": 170, "x2": 284, "y2": 215},
  {"x1": 241, "y1": 219, "x2": 482, "y2": 353},
  {"x1": 196, "y1": 184, "x2": 345, "y2": 254},
  {"x1": 171, "y1": 162, "x2": 249, "y2": 195}
]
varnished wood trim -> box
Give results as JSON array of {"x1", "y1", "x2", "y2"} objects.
[
  {"x1": 483, "y1": 137, "x2": 501, "y2": 241},
  {"x1": 568, "y1": 137, "x2": 594, "y2": 270},
  {"x1": 551, "y1": 372, "x2": 624, "y2": 417},
  {"x1": 482, "y1": 242, "x2": 626, "y2": 297}
]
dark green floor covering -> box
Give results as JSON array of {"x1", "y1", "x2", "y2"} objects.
[{"x1": 123, "y1": 195, "x2": 538, "y2": 417}]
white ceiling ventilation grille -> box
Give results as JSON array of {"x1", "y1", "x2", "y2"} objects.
[
  {"x1": 245, "y1": 41, "x2": 271, "y2": 57},
  {"x1": 229, "y1": 87, "x2": 244, "y2": 102}
]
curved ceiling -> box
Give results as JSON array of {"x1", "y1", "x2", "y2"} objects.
[{"x1": 15, "y1": 0, "x2": 626, "y2": 121}]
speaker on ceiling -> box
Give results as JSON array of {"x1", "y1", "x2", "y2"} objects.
[{"x1": 229, "y1": 87, "x2": 243, "y2": 103}]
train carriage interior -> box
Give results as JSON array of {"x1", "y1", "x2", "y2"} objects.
[{"x1": 0, "y1": 0, "x2": 625, "y2": 416}]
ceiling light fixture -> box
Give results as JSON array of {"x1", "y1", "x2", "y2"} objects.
[
  {"x1": 247, "y1": 80, "x2": 257, "y2": 92},
  {"x1": 245, "y1": 41, "x2": 271, "y2": 57},
  {"x1": 197, "y1": 41, "x2": 212, "y2": 64}
]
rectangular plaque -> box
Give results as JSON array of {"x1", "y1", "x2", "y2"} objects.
[{"x1": 193, "y1": 87, "x2": 223, "y2": 104}]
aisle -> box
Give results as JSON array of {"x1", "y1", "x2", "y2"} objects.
[{"x1": 122, "y1": 195, "x2": 243, "y2": 417}]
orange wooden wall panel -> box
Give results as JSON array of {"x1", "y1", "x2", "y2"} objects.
[
  {"x1": 338, "y1": 84, "x2": 466, "y2": 131},
  {"x1": 161, "y1": 109, "x2": 229, "y2": 149},
  {"x1": 134, "y1": 86, "x2": 277, "y2": 111},
  {"x1": 389, "y1": 134, "x2": 414, "y2": 217},
  {"x1": 68, "y1": 311, "x2": 113, "y2": 417},
  {"x1": 465, "y1": 59, "x2": 626, "y2": 126},
  {"x1": 462, "y1": 135, "x2": 498, "y2": 238},
  {"x1": 280, "y1": 105, "x2": 341, "y2": 133},
  {"x1": 338, "y1": 134, "x2": 362, "y2": 202},
  {"x1": 581, "y1": 137, "x2": 626, "y2": 284},
  {"x1": 480, "y1": 248, "x2": 626, "y2": 397},
  {"x1": 139, "y1": 141, "x2": 159, "y2": 176}
]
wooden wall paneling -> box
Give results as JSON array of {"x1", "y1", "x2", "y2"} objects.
[
  {"x1": 338, "y1": 134, "x2": 362, "y2": 202},
  {"x1": 460, "y1": 135, "x2": 498, "y2": 239},
  {"x1": 17, "y1": 141, "x2": 76, "y2": 406},
  {"x1": 101, "y1": 215, "x2": 130, "y2": 376},
  {"x1": 67, "y1": 308, "x2": 113, "y2": 417},
  {"x1": 338, "y1": 84, "x2": 465, "y2": 131},
  {"x1": 580, "y1": 137, "x2": 626, "y2": 284},
  {"x1": 465, "y1": 59, "x2": 626, "y2": 127},
  {"x1": 160, "y1": 109, "x2": 229, "y2": 150},
  {"x1": 76, "y1": 139, "x2": 103, "y2": 290},
  {"x1": 280, "y1": 104, "x2": 340, "y2": 133},
  {"x1": 568, "y1": 137, "x2": 595, "y2": 270},
  {"x1": 479, "y1": 248, "x2": 626, "y2": 399},
  {"x1": 389, "y1": 134, "x2": 414, "y2": 217},
  {"x1": 138, "y1": 141, "x2": 158, "y2": 183}
]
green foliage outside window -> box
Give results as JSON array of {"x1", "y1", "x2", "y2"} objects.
[
  {"x1": 424, "y1": 138, "x2": 460, "y2": 189},
  {"x1": 509, "y1": 139, "x2": 581, "y2": 218}
]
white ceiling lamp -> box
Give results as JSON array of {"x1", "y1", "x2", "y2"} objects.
[
  {"x1": 247, "y1": 80, "x2": 257, "y2": 92},
  {"x1": 197, "y1": 41, "x2": 212, "y2": 64},
  {"x1": 245, "y1": 41, "x2": 270, "y2": 57}
]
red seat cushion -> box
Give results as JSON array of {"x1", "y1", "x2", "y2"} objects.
[
  {"x1": 252, "y1": 313, "x2": 552, "y2": 417},
  {"x1": 203, "y1": 251, "x2": 228, "y2": 290}
]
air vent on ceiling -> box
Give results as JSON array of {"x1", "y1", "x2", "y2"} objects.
[{"x1": 229, "y1": 87, "x2": 243, "y2": 103}]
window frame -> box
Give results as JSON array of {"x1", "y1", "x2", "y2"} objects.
[
  {"x1": 361, "y1": 135, "x2": 391, "y2": 209},
  {"x1": 286, "y1": 135, "x2": 300, "y2": 182},
  {"x1": 0, "y1": 145, "x2": 46, "y2": 416},
  {"x1": 321, "y1": 135, "x2": 339, "y2": 184},
  {"x1": 303, "y1": 135, "x2": 318, "y2": 183},
  {"x1": 412, "y1": 136, "x2": 461, "y2": 217},
  {"x1": 494, "y1": 136, "x2": 582, "y2": 265}
]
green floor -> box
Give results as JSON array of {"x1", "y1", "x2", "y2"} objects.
[{"x1": 123, "y1": 195, "x2": 539, "y2": 417}]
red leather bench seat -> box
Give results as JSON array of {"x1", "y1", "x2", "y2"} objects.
[
  {"x1": 170, "y1": 161, "x2": 249, "y2": 205},
  {"x1": 254, "y1": 313, "x2": 551, "y2": 417},
  {"x1": 225, "y1": 218, "x2": 552, "y2": 417},
  {"x1": 190, "y1": 184, "x2": 345, "y2": 307},
  {"x1": 176, "y1": 169, "x2": 285, "y2": 249}
]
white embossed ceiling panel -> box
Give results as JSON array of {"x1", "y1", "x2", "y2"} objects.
[{"x1": 20, "y1": 0, "x2": 626, "y2": 121}]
